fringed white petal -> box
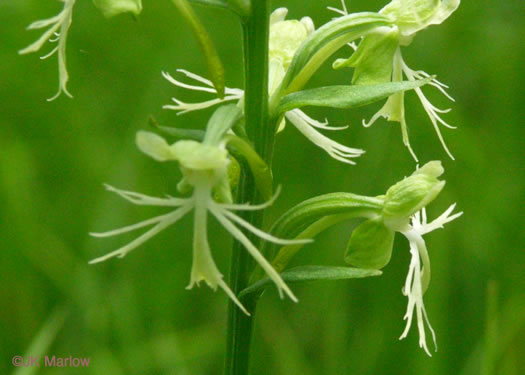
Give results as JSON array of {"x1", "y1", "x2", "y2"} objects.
[
  {"x1": 89, "y1": 204, "x2": 193, "y2": 264},
  {"x1": 209, "y1": 206, "x2": 298, "y2": 302},
  {"x1": 286, "y1": 110, "x2": 364, "y2": 165},
  {"x1": 215, "y1": 206, "x2": 312, "y2": 246},
  {"x1": 163, "y1": 96, "x2": 241, "y2": 115},
  {"x1": 414, "y1": 204, "x2": 463, "y2": 235},
  {"x1": 217, "y1": 186, "x2": 282, "y2": 211},
  {"x1": 90, "y1": 211, "x2": 175, "y2": 238},
  {"x1": 327, "y1": 0, "x2": 348, "y2": 16},
  {"x1": 19, "y1": 0, "x2": 76, "y2": 101},
  {"x1": 104, "y1": 184, "x2": 191, "y2": 207},
  {"x1": 399, "y1": 231, "x2": 436, "y2": 356},
  {"x1": 294, "y1": 109, "x2": 349, "y2": 131},
  {"x1": 188, "y1": 202, "x2": 249, "y2": 315},
  {"x1": 400, "y1": 59, "x2": 455, "y2": 159}
]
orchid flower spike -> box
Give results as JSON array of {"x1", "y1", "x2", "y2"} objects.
[
  {"x1": 345, "y1": 161, "x2": 462, "y2": 355},
  {"x1": 331, "y1": 0, "x2": 460, "y2": 161},
  {"x1": 19, "y1": 0, "x2": 76, "y2": 101},
  {"x1": 89, "y1": 130, "x2": 310, "y2": 314},
  {"x1": 162, "y1": 7, "x2": 364, "y2": 165}
]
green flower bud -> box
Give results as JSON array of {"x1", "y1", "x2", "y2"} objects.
[
  {"x1": 269, "y1": 9, "x2": 314, "y2": 71},
  {"x1": 383, "y1": 161, "x2": 445, "y2": 228},
  {"x1": 345, "y1": 216, "x2": 395, "y2": 269},
  {"x1": 93, "y1": 0, "x2": 143, "y2": 18}
]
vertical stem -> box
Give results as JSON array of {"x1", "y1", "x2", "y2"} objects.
[{"x1": 224, "y1": 1, "x2": 271, "y2": 375}]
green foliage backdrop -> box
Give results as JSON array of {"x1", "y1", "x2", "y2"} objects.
[{"x1": 1, "y1": 0, "x2": 524, "y2": 374}]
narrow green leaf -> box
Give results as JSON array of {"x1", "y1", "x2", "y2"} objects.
[
  {"x1": 240, "y1": 265, "x2": 381, "y2": 298},
  {"x1": 278, "y1": 79, "x2": 429, "y2": 114},
  {"x1": 171, "y1": 0, "x2": 225, "y2": 98},
  {"x1": 13, "y1": 307, "x2": 68, "y2": 375}
]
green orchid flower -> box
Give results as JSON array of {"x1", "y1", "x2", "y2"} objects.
[
  {"x1": 89, "y1": 130, "x2": 309, "y2": 314},
  {"x1": 331, "y1": 0, "x2": 460, "y2": 160}
]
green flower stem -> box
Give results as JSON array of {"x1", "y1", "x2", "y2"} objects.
[{"x1": 224, "y1": 1, "x2": 270, "y2": 375}]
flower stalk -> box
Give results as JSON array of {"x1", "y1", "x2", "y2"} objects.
[{"x1": 224, "y1": 1, "x2": 271, "y2": 374}]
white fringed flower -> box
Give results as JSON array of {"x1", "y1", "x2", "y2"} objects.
[
  {"x1": 329, "y1": 0, "x2": 459, "y2": 161},
  {"x1": 19, "y1": 0, "x2": 76, "y2": 101},
  {"x1": 161, "y1": 8, "x2": 364, "y2": 165},
  {"x1": 362, "y1": 48, "x2": 456, "y2": 161},
  {"x1": 90, "y1": 131, "x2": 309, "y2": 314},
  {"x1": 397, "y1": 205, "x2": 462, "y2": 355}
]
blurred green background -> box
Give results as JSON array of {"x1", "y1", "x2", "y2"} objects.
[{"x1": 1, "y1": 0, "x2": 524, "y2": 374}]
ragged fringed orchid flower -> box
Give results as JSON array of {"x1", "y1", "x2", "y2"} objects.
[
  {"x1": 19, "y1": 0, "x2": 76, "y2": 101},
  {"x1": 89, "y1": 130, "x2": 308, "y2": 314},
  {"x1": 162, "y1": 7, "x2": 365, "y2": 165},
  {"x1": 345, "y1": 161, "x2": 462, "y2": 355},
  {"x1": 330, "y1": 0, "x2": 460, "y2": 161}
]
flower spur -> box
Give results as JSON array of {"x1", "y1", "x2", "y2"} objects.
[{"x1": 89, "y1": 131, "x2": 310, "y2": 314}]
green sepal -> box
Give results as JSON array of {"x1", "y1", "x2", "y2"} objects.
[
  {"x1": 240, "y1": 265, "x2": 381, "y2": 298},
  {"x1": 333, "y1": 26, "x2": 399, "y2": 85},
  {"x1": 149, "y1": 116, "x2": 205, "y2": 142},
  {"x1": 277, "y1": 79, "x2": 429, "y2": 114},
  {"x1": 345, "y1": 216, "x2": 395, "y2": 269},
  {"x1": 149, "y1": 116, "x2": 271, "y2": 200},
  {"x1": 171, "y1": 0, "x2": 225, "y2": 98},
  {"x1": 93, "y1": 0, "x2": 143, "y2": 18},
  {"x1": 203, "y1": 104, "x2": 242, "y2": 145}
]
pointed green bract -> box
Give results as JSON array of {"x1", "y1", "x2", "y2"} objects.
[
  {"x1": 345, "y1": 216, "x2": 395, "y2": 269},
  {"x1": 93, "y1": 0, "x2": 143, "y2": 18}
]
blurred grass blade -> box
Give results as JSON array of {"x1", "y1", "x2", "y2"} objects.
[
  {"x1": 277, "y1": 79, "x2": 429, "y2": 114},
  {"x1": 482, "y1": 281, "x2": 499, "y2": 375},
  {"x1": 13, "y1": 307, "x2": 69, "y2": 375},
  {"x1": 171, "y1": 0, "x2": 225, "y2": 98},
  {"x1": 239, "y1": 265, "x2": 381, "y2": 298}
]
